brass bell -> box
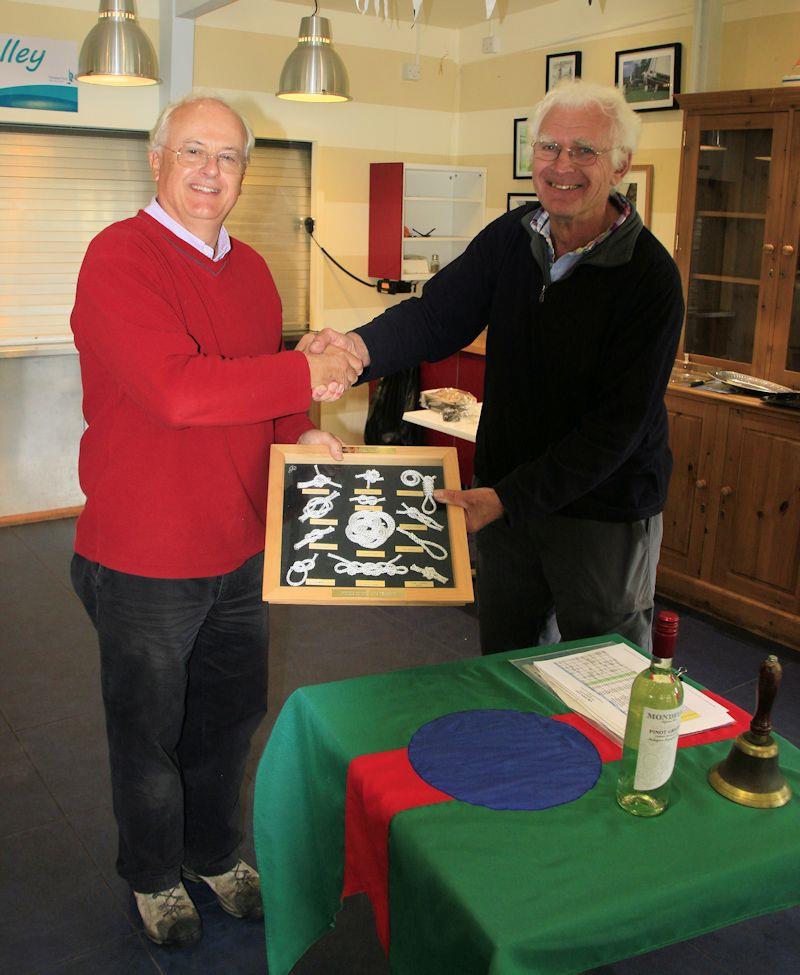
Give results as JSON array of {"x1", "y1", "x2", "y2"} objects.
[{"x1": 708, "y1": 655, "x2": 792, "y2": 808}]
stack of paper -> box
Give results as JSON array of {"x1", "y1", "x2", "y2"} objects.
[{"x1": 512, "y1": 642, "x2": 735, "y2": 747}]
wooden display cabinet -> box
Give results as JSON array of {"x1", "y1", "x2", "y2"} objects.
[
  {"x1": 659, "y1": 387, "x2": 800, "y2": 650},
  {"x1": 674, "y1": 88, "x2": 800, "y2": 389}
]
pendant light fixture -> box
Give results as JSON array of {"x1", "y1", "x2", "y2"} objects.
[
  {"x1": 77, "y1": 0, "x2": 159, "y2": 86},
  {"x1": 277, "y1": 2, "x2": 351, "y2": 103}
]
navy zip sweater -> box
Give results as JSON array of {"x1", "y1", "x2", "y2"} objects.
[{"x1": 355, "y1": 203, "x2": 684, "y2": 526}]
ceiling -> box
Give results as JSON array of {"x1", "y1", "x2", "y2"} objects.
[{"x1": 280, "y1": 0, "x2": 553, "y2": 30}]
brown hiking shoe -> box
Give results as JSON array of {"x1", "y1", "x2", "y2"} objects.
[
  {"x1": 133, "y1": 882, "x2": 201, "y2": 947},
  {"x1": 183, "y1": 859, "x2": 263, "y2": 919}
]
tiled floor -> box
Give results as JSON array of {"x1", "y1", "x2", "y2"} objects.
[{"x1": 1, "y1": 518, "x2": 798, "y2": 974}]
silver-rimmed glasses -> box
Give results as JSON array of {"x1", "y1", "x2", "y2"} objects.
[
  {"x1": 532, "y1": 140, "x2": 619, "y2": 167},
  {"x1": 161, "y1": 145, "x2": 245, "y2": 174}
]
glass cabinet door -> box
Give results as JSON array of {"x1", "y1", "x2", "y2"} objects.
[{"x1": 683, "y1": 124, "x2": 778, "y2": 366}]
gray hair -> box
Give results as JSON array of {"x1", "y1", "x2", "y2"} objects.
[
  {"x1": 528, "y1": 80, "x2": 642, "y2": 170},
  {"x1": 148, "y1": 94, "x2": 255, "y2": 162}
]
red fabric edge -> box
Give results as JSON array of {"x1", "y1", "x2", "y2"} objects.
[{"x1": 343, "y1": 748, "x2": 452, "y2": 952}]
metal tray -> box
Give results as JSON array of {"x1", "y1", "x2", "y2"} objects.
[{"x1": 709, "y1": 370, "x2": 794, "y2": 395}]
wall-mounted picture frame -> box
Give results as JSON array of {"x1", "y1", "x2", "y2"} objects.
[
  {"x1": 513, "y1": 117, "x2": 531, "y2": 179},
  {"x1": 619, "y1": 164, "x2": 653, "y2": 226},
  {"x1": 263, "y1": 443, "x2": 473, "y2": 606},
  {"x1": 615, "y1": 42, "x2": 681, "y2": 112},
  {"x1": 545, "y1": 51, "x2": 582, "y2": 92},
  {"x1": 507, "y1": 191, "x2": 538, "y2": 212}
]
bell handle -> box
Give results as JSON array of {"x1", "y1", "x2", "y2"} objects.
[{"x1": 750, "y1": 655, "x2": 782, "y2": 738}]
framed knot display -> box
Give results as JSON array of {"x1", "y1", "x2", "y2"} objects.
[{"x1": 263, "y1": 444, "x2": 473, "y2": 606}]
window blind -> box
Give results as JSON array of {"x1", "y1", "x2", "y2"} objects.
[{"x1": 0, "y1": 127, "x2": 311, "y2": 355}]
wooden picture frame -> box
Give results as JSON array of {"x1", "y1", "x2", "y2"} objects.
[
  {"x1": 545, "y1": 51, "x2": 581, "y2": 92},
  {"x1": 615, "y1": 42, "x2": 681, "y2": 112},
  {"x1": 619, "y1": 164, "x2": 653, "y2": 226},
  {"x1": 507, "y1": 191, "x2": 538, "y2": 212},
  {"x1": 263, "y1": 444, "x2": 474, "y2": 606},
  {"x1": 513, "y1": 117, "x2": 531, "y2": 179}
]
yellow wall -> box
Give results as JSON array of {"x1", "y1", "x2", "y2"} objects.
[{"x1": 3, "y1": 0, "x2": 799, "y2": 442}]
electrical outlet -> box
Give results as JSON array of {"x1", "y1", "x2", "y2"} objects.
[
  {"x1": 482, "y1": 35, "x2": 501, "y2": 54},
  {"x1": 402, "y1": 62, "x2": 420, "y2": 81}
]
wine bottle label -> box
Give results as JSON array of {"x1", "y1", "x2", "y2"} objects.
[{"x1": 633, "y1": 706, "x2": 681, "y2": 791}]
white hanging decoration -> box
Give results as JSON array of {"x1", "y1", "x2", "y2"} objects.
[
  {"x1": 354, "y1": 0, "x2": 369, "y2": 11},
  {"x1": 286, "y1": 553, "x2": 318, "y2": 586},
  {"x1": 345, "y1": 510, "x2": 396, "y2": 549},
  {"x1": 297, "y1": 465, "x2": 342, "y2": 490},
  {"x1": 395, "y1": 502, "x2": 444, "y2": 531},
  {"x1": 485, "y1": 0, "x2": 497, "y2": 18},
  {"x1": 397, "y1": 526, "x2": 448, "y2": 560},
  {"x1": 412, "y1": 0, "x2": 423, "y2": 23},
  {"x1": 328, "y1": 553, "x2": 408, "y2": 577},
  {"x1": 298, "y1": 490, "x2": 340, "y2": 523},
  {"x1": 410, "y1": 563, "x2": 449, "y2": 584},
  {"x1": 400, "y1": 469, "x2": 437, "y2": 514},
  {"x1": 294, "y1": 525, "x2": 336, "y2": 550}
]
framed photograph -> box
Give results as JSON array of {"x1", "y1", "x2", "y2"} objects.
[
  {"x1": 619, "y1": 164, "x2": 653, "y2": 226},
  {"x1": 545, "y1": 51, "x2": 582, "y2": 92},
  {"x1": 507, "y1": 191, "x2": 538, "y2": 212},
  {"x1": 263, "y1": 444, "x2": 473, "y2": 606},
  {"x1": 513, "y1": 117, "x2": 531, "y2": 179},
  {"x1": 614, "y1": 42, "x2": 681, "y2": 112}
]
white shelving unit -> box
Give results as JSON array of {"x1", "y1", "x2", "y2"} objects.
[{"x1": 368, "y1": 162, "x2": 486, "y2": 282}]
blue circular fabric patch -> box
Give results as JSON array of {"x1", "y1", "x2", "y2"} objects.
[{"x1": 407, "y1": 709, "x2": 601, "y2": 811}]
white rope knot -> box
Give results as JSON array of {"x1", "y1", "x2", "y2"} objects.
[
  {"x1": 344, "y1": 510, "x2": 396, "y2": 549},
  {"x1": 298, "y1": 490, "x2": 340, "y2": 523},
  {"x1": 294, "y1": 525, "x2": 336, "y2": 550},
  {"x1": 355, "y1": 468, "x2": 384, "y2": 490},
  {"x1": 410, "y1": 563, "x2": 449, "y2": 584},
  {"x1": 328, "y1": 553, "x2": 408, "y2": 577},
  {"x1": 297, "y1": 464, "x2": 342, "y2": 490},
  {"x1": 395, "y1": 502, "x2": 443, "y2": 531},
  {"x1": 349, "y1": 495, "x2": 386, "y2": 505},
  {"x1": 396, "y1": 526, "x2": 448, "y2": 560},
  {"x1": 401, "y1": 469, "x2": 437, "y2": 514},
  {"x1": 286, "y1": 553, "x2": 318, "y2": 586}
]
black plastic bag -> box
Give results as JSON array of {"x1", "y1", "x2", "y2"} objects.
[{"x1": 364, "y1": 367, "x2": 424, "y2": 446}]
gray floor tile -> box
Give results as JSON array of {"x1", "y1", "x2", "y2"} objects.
[
  {"x1": 0, "y1": 821, "x2": 133, "y2": 974},
  {"x1": 10, "y1": 518, "x2": 77, "y2": 594},
  {"x1": 0, "y1": 725, "x2": 62, "y2": 838},
  {"x1": 0, "y1": 643, "x2": 102, "y2": 731},
  {"x1": 18, "y1": 711, "x2": 112, "y2": 815},
  {"x1": 37, "y1": 933, "x2": 161, "y2": 975}
]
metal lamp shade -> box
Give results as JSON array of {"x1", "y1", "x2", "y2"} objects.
[
  {"x1": 277, "y1": 16, "x2": 351, "y2": 103},
  {"x1": 77, "y1": 0, "x2": 158, "y2": 86}
]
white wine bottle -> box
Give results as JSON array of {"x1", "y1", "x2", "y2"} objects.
[{"x1": 616, "y1": 611, "x2": 684, "y2": 817}]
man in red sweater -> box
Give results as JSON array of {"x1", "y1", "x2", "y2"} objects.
[{"x1": 70, "y1": 96, "x2": 359, "y2": 948}]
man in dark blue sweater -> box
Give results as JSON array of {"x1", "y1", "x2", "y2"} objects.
[{"x1": 303, "y1": 81, "x2": 683, "y2": 653}]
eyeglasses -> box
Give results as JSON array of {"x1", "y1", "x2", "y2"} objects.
[
  {"x1": 162, "y1": 144, "x2": 245, "y2": 174},
  {"x1": 532, "y1": 140, "x2": 619, "y2": 168}
]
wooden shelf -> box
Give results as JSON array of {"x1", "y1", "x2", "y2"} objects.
[
  {"x1": 696, "y1": 211, "x2": 765, "y2": 219},
  {"x1": 691, "y1": 273, "x2": 760, "y2": 286}
]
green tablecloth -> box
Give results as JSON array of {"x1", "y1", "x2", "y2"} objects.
[{"x1": 254, "y1": 638, "x2": 800, "y2": 974}]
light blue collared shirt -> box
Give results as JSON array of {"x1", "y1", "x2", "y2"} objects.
[{"x1": 144, "y1": 197, "x2": 231, "y2": 262}]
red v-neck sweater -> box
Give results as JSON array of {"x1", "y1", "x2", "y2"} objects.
[{"x1": 70, "y1": 211, "x2": 313, "y2": 578}]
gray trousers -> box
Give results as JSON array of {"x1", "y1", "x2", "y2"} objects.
[{"x1": 475, "y1": 511, "x2": 663, "y2": 655}]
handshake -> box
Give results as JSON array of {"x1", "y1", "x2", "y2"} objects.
[{"x1": 297, "y1": 328, "x2": 371, "y2": 403}]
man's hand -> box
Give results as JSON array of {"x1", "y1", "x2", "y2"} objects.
[
  {"x1": 298, "y1": 328, "x2": 371, "y2": 401},
  {"x1": 302, "y1": 344, "x2": 363, "y2": 403},
  {"x1": 433, "y1": 487, "x2": 504, "y2": 533},
  {"x1": 298, "y1": 427, "x2": 344, "y2": 461}
]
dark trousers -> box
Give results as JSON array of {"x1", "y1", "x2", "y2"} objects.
[
  {"x1": 475, "y1": 512, "x2": 663, "y2": 655},
  {"x1": 71, "y1": 552, "x2": 268, "y2": 893}
]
